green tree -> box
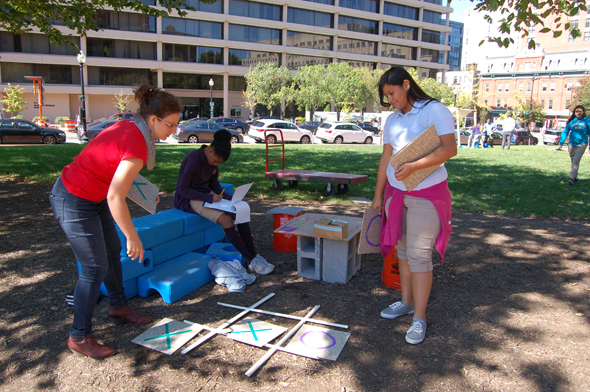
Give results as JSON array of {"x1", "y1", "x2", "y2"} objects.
[
  {"x1": 292, "y1": 64, "x2": 330, "y2": 121},
  {"x1": 245, "y1": 63, "x2": 293, "y2": 118},
  {"x1": 462, "y1": 0, "x2": 587, "y2": 49},
  {"x1": 0, "y1": 0, "x2": 215, "y2": 46},
  {"x1": 322, "y1": 62, "x2": 358, "y2": 121},
  {"x1": 349, "y1": 67, "x2": 382, "y2": 118},
  {"x1": 242, "y1": 89, "x2": 258, "y2": 118},
  {"x1": 113, "y1": 89, "x2": 132, "y2": 113},
  {"x1": 1, "y1": 83, "x2": 28, "y2": 118},
  {"x1": 571, "y1": 76, "x2": 590, "y2": 110}
]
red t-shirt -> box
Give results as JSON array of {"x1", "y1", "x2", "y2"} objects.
[{"x1": 61, "y1": 121, "x2": 147, "y2": 202}]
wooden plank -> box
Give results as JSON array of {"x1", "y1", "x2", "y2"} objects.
[{"x1": 265, "y1": 169, "x2": 367, "y2": 185}]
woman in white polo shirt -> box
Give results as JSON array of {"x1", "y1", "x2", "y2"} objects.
[{"x1": 372, "y1": 67, "x2": 457, "y2": 345}]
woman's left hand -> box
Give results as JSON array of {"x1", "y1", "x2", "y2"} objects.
[{"x1": 394, "y1": 162, "x2": 417, "y2": 181}]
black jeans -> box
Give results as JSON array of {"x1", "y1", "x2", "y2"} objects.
[{"x1": 49, "y1": 177, "x2": 127, "y2": 339}]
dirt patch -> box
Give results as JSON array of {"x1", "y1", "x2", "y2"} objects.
[{"x1": 0, "y1": 178, "x2": 589, "y2": 392}]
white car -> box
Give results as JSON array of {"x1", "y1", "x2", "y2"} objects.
[
  {"x1": 316, "y1": 122, "x2": 374, "y2": 144},
  {"x1": 248, "y1": 119, "x2": 313, "y2": 144}
]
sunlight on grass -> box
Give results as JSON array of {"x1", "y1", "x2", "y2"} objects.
[{"x1": 0, "y1": 143, "x2": 586, "y2": 220}]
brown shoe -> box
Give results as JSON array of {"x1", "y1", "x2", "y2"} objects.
[
  {"x1": 68, "y1": 336, "x2": 116, "y2": 359},
  {"x1": 108, "y1": 305, "x2": 151, "y2": 326}
]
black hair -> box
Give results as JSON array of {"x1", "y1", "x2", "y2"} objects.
[
  {"x1": 377, "y1": 66, "x2": 437, "y2": 109},
  {"x1": 567, "y1": 105, "x2": 585, "y2": 125},
  {"x1": 134, "y1": 85, "x2": 183, "y2": 119},
  {"x1": 211, "y1": 129, "x2": 232, "y2": 161}
]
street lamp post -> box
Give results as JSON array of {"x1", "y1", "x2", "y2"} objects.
[
  {"x1": 209, "y1": 78, "x2": 214, "y2": 119},
  {"x1": 529, "y1": 75, "x2": 539, "y2": 132},
  {"x1": 77, "y1": 51, "x2": 89, "y2": 143}
]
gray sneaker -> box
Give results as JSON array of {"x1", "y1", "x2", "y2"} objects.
[
  {"x1": 406, "y1": 318, "x2": 427, "y2": 345},
  {"x1": 380, "y1": 301, "x2": 415, "y2": 319},
  {"x1": 248, "y1": 254, "x2": 274, "y2": 275}
]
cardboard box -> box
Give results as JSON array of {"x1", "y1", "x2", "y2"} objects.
[{"x1": 313, "y1": 217, "x2": 349, "y2": 240}]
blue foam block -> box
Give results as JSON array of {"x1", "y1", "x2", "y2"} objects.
[
  {"x1": 159, "y1": 208, "x2": 217, "y2": 236},
  {"x1": 206, "y1": 242, "x2": 243, "y2": 263},
  {"x1": 137, "y1": 252, "x2": 215, "y2": 304},
  {"x1": 77, "y1": 262, "x2": 139, "y2": 299},
  {"x1": 150, "y1": 231, "x2": 205, "y2": 265},
  {"x1": 220, "y1": 183, "x2": 234, "y2": 196},
  {"x1": 204, "y1": 225, "x2": 225, "y2": 246},
  {"x1": 117, "y1": 214, "x2": 184, "y2": 255},
  {"x1": 121, "y1": 250, "x2": 153, "y2": 281}
]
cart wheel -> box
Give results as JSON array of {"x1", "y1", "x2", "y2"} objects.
[
  {"x1": 323, "y1": 183, "x2": 337, "y2": 196},
  {"x1": 273, "y1": 180, "x2": 283, "y2": 191},
  {"x1": 288, "y1": 180, "x2": 298, "y2": 188},
  {"x1": 337, "y1": 184, "x2": 349, "y2": 194}
]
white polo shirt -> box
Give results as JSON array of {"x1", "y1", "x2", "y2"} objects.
[{"x1": 382, "y1": 99, "x2": 455, "y2": 191}]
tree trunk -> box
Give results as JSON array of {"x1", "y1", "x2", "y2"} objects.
[{"x1": 310, "y1": 108, "x2": 315, "y2": 122}]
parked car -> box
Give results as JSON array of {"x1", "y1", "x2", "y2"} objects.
[
  {"x1": 109, "y1": 112, "x2": 137, "y2": 121},
  {"x1": 542, "y1": 129, "x2": 567, "y2": 145},
  {"x1": 298, "y1": 121, "x2": 323, "y2": 134},
  {"x1": 173, "y1": 122, "x2": 243, "y2": 144},
  {"x1": 316, "y1": 122, "x2": 374, "y2": 144},
  {"x1": 210, "y1": 117, "x2": 249, "y2": 133},
  {"x1": 356, "y1": 122, "x2": 379, "y2": 135},
  {"x1": 77, "y1": 120, "x2": 119, "y2": 141},
  {"x1": 511, "y1": 130, "x2": 538, "y2": 145},
  {"x1": 458, "y1": 129, "x2": 502, "y2": 146},
  {"x1": 248, "y1": 120, "x2": 313, "y2": 144},
  {"x1": 0, "y1": 119, "x2": 66, "y2": 144}
]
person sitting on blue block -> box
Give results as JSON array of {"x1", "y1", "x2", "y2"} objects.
[{"x1": 174, "y1": 129, "x2": 275, "y2": 275}]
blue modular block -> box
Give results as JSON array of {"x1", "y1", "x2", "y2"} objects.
[
  {"x1": 77, "y1": 262, "x2": 139, "y2": 299},
  {"x1": 195, "y1": 245, "x2": 209, "y2": 254},
  {"x1": 204, "y1": 224, "x2": 226, "y2": 246},
  {"x1": 137, "y1": 252, "x2": 215, "y2": 304},
  {"x1": 118, "y1": 214, "x2": 184, "y2": 255},
  {"x1": 121, "y1": 250, "x2": 153, "y2": 281},
  {"x1": 159, "y1": 208, "x2": 217, "y2": 236},
  {"x1": 206, "y1": 242, "x2": 243, "y2": 263},
  {"x1": 150, "y1": 231, "x2": 205, "y2": 265},
  {"x1": 220, "y1": 183, "x2": 234, "y2": 196}
]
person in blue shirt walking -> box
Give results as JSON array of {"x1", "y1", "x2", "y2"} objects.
[{"x1": 557, "y1": 105, "x2": 590, "y2": 185}]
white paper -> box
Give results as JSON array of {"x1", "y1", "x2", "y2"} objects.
[{"x1": 204, "y1": 183, "x2": 253, "y2": 223}]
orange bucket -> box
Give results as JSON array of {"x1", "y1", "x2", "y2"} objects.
[
  {"x1": 272, "y1": 212, "x2": 302, "y2": 252},
  {"x1": 382, "y1": 247, "x2": 401, "y2": 289}
]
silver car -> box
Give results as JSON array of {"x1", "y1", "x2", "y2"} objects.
[
  {"x1": 316, "y1": 122, "x2": 374, "y2": 144},
  {"x1": 172, "y1": 122, "x2": 243, "y2": 144},
  {"x1": 248, "y1": 119, "x2": 312, "y2": 144}
]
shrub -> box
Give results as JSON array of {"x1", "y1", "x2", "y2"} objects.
[
  {"x1": 32, "y1": 116, "x2": 49, "y2": 122},
  {"x1": 11, "y1": 115, "x2": 26, "y2": 120},
  {"x1": 295, "y1": 116, "x2": 305, "y2": 123},
  {"x1": 54, "y1": 116, "x2": 70, "y2": 124}
]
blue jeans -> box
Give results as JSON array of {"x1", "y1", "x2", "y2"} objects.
[{"x1": 49, "y1": 177, "x2": 127, "y2": 339}]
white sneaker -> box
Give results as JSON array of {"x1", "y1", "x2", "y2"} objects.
[{"x1": 248, "y1": 255, "x2": 274, "y2": 275}]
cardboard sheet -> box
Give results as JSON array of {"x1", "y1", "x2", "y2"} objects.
[
  {"x1": 358, "y1": 207, "x2": 382, "y2": 254},
  {"x1": 131, "y1": 318, "x2": 203, "y2": 355},
  {"x1": 228, "y1": 318, "x2": 287, "y2": 348},
  {"x1": 389, "y1": 124, "x2": 442, "y2": 191},
  {"x1": 127, "y1": 173, "x2": 159, "y2": 214},
  {"x1": 274, "y1": 213, "x2": 362, "y2": 241},
  {"x1": 284, "y1": 325, "x2": 350, "y2": 361}
]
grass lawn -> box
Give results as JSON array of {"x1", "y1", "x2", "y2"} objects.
[{"x1": 0, "y1": 143, "x2": 587, "y2": 220}]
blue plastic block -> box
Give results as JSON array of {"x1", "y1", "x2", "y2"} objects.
[
  {"x1": 159, "y1": 208, "x2": 217, "y2": 236},
  {"x1": 204, "y1": 224, "x2": 225, "y2": 246},
  {"x1": 195, "y1": 245, "x2": 209, "y2": 254},
  {"x1": 150, "y1": 231, "x2": 205, "y2": 265},
  {"x1": 220, "y1": 183, "x2": 234, "y2": 196},
  {"x1": 121, "y1": 250, "x2": 153, "y2": 281},
  {"x1": 77, "y1": 262, "x2": 139, "y2": 299},
  {"x1": 206, "y1": 242, "x2": 243, "y2": 263},
  {"x1": 137, "y1": 252, "x2": 215, "y2": 304},
  {"x1": 117, "y1": 214, "x2": 184, "y2": 255}
]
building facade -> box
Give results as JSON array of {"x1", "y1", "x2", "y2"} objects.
[
  {"x1": 0, "y1": 0, "x2": 452, "y2": 122},
  {"x1": 445, "y1": 20, "x2": 462, "y2": 70}
]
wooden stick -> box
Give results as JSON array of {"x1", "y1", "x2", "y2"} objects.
[
  {"x1": 181, "y1": 293, "x2": 275, "y2": 354},
  {"x1": 245, "y1": 305, "x2": 320, "y2": 377},
  {"x1": 183, "y1": 320, "x2": 317, "y2": 359},
  {"x1": 217, "y1": 302, "x2": 348, "y2": 329}
]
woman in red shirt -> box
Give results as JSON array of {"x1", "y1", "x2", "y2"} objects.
[{"x1": 49, "y1": 86, "x2": 182, "y2": 359}]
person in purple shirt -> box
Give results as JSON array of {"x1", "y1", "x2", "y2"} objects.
[
  {"x1": 174, "y1": 129, "x2": 274, "y2": 275},
  {"x1": 467, "y1": 122, "x2": 482, "y2": 148}
]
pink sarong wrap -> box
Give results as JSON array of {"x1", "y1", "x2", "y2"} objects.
[{"x1": 380, "y1": 180, "x2": 452, "y2": 261}]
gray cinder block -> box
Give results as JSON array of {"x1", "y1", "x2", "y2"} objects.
[
  {"x1": 297, "y1": 235, "x2": 322, "y2": 280},
  {"x1": 321, "y1": 233, "x2": 362, "y2": 284}
]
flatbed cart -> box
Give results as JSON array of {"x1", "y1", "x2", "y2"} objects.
[{"x1": 264, "y1": 129, "x2": 368, "y2": 196}]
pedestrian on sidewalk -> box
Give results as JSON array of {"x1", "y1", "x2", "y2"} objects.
[
  {"x1": 501, "y1": 112, "x2": 516, "y2": 150},
  {"x1": 557, "y1": 105, "x2": 590, "y2": 185}
]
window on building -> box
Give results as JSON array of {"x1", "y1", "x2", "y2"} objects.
[
  {"x1": 505, "y1": 84, "x2": 509, "y2": 92},
  {"x1": 527, "y1": 82, "x2": 532, "y2": 92},
  {"x1": 540, "y1": 99, "x2": 545, "y2": 108},
  {"x1": 566, "y1": 82, "x2": 573, "y2": 91},
  {"x1": 229, "y1": 49, "x2": 281, "y2": 66},
  {"x1": 550, "y1": 82, "x2": 556, "y2": 92},
  {"x1": 337, "y1": 37, "x2": 377, "y2": 55},
  {"x1": 423, "y1": 10, "x2": 443, "y2": 25},
  {"x1": 286, "y1": 54, "x2": 332, "y2": 69},
  {"x1": 565, "y1": 99, "x2": 571, "y2": 110},
  {"x1": 383, "y1": 3, "x2": 418, "y2": 20},
  {"x1": 485, "y1": 83, "x2": 489, "y2": 92},
  {"x1": 287, "y1": 8, "x2": 332, "y2": 27},
  {"x1": 302, "y1": 0, "x2": 334, "y2": 4},
  {"x1": 228, "y1": 25, "x2": 281, "y2": 44},
  {"x1": 0, "y1": 62, "x2": 80, "y2": 84},
  {"x1": 88, "y1": 38, "x2": 157, "y2": 60},
  {"x1": 0, "y1": 32, "x2": 80, "y2": 55},
  {"x1": 382, "y1": 23, "x2": 418, "y2": 40},
  {"x1": 422, "y1": 29, "x2": 443, "y2": 44},
  {"x1": 420, "y1": 49, "x2": 442, "y2": 63},
  {"x1": 179, "y1": 0, "x2": 223, "y2": 13},
  {"x1": 338, "y1": 16, "x2": 377, "y2": 34},
  {"x1": 498, "y1": 83, "x2": 502, "y2": 92},
  {"x1": 381, "y1": 43, "x2": 416, "y2": 60},
  {"x1": 340, "y1": 0, "x2": 378, "y2": 13},
  {"x1": 519, "y1": 82, "x2": 524, "y2": 92},
  {"x1": 542, "y1": 82, "x2": 547, "y2": 91},
  {"x1": 548, "y1": 99, "x2": 554, "y2": 109},
  {"x1": 162, "y1": 18, "x2": 223, "y2": 39},
  {"x1": 229, "y1": 0, "x2": 281, "y2": 21},
  {"x1": 95, "y1": 11, "x2": 156, "y2": 32},
  {"x1": 496, "y1": 99, "x2": 501, "y2": 107},
  {"x1": 287, "y1": 32, "x2": 332, "y2": 50},
  {"x1": 88, "y1": 67, "x2": 156, "y2": 86},
  {"x1": 484, "y1": 99, "x2": 488, "y2": 105}
]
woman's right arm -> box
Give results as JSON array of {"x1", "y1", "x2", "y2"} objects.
[{"x1": 372, "y1": 144, "x2": 393, "y2": 213}]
